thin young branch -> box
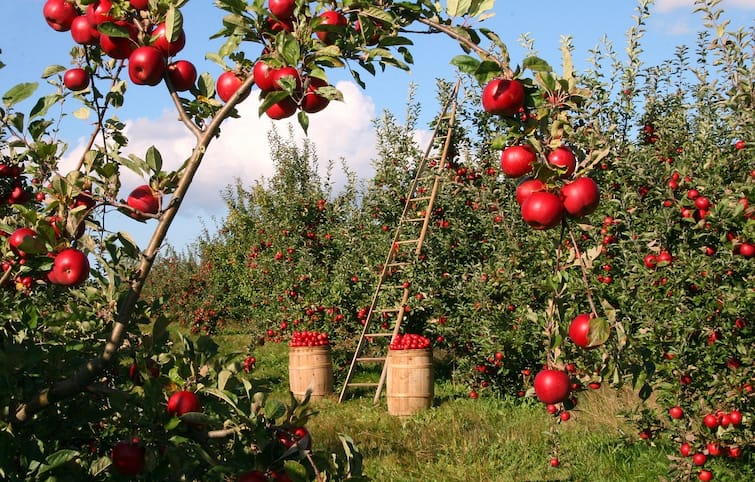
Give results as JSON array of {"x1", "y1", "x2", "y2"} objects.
[
  {"x1": 75, "y1": 60, "x2": 127, "y2": 173},
  {"x1": 568, "y1": 227, "x2": 598, "y2": 317},
  {"x1": 414, "y1": 17, "x2": 513, "y2": 77}
]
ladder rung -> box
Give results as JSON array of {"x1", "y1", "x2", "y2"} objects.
[
  {"x1": 386, "y1": 262, "x2": 409, "y2": 268},
  {"x1": 409, "y1": 196, "x2": 432, "y2": 202},
  {"x1": 405, "y1": 217, "x2": 425, "y2": 223},
  {"x1": 380, "y1": 307, "x2": 401, "y2": 313},
  {"x1": 365, "y1": 333, "x2": 393, "y2": 337},
  {"x1": 347, "y1": 382, "x2": 380, "y2": 388},
  {"x1": 395, "y1": 239, "x2": 419, "y2": 245},
  {"x1": 384, "y1": 284, "x2": 409, "y2": 290},
  {"x1": 356, "y1": 357, "x2": 386, "y2": 362}
]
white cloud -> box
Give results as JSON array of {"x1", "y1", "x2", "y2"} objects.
[
  {"x1": 60, "y1": 81, "x2": 380, "y2": 248},
  {"x1": 63, "y1": 81, "x2": 378, "y2": 215},
  {"x1": 655, "y1": 0, "x2": 755, "y2": 12}
]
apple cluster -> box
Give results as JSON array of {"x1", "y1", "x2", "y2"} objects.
[
  {"x1": 111, "y1": 389, "x2": 203, "y2": 476},
  {"x1": 217, "y1": 0, "x2": 357, "y2": 120},
  {"x1": 389, "y1": 333, "x2": 431, "y2": 350},
  {"x1": 673, "y1": 408, "x2": 745, "y2": 482},
  {"x1": 0, "y1": 161, "x2": 34, "y2": 206},
  {"x1": 43, "y1": 0, "x2": 198, "y2": 92},
  {"x1": 480, "y1": 78, "x2": 601, "y2": 230},
  {"x1": 289, "y1": 330, "x2": 329, "y2": 347},
  {"x1": 2, "y1": 226, "x2": 90, "y2": 291}
]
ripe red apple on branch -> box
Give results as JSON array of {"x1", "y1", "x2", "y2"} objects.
[
  {"x1": 111, "y1": 439, "x2": 145, "y2": 476},
  {"x1": 500, "y1": 144, "x2": 537, "y2": 178},
  {"x1": 520, "y1": 191, "x2": 564, "y2": 230},
  {"x1": 128, "y1": 46, "x2": 167, "y2": 86},
  {"x1": 533, "y1": 369, "x2": 571, "y2": 404},
  {"x1": 43, "y1": 0, "x2": 77, "y2": 32},
  {"x1": 8, "y1": 227, "x2": 46, "y2": 258},
  {"x1": 481, "y1": 78, "x2": 525, "y2": 116},
  {"x1": 47, "y1": 247, "x2": 90, "y2": 287},
  {"x1": 63, "y1": 68, "x2": 90, "y2": 91},
  {"x1": 126, "y1": 184, "x2": 161, "y2": 220},
  {"x1": 560, "y1": 177, "x2": 600, "y2": 217}
]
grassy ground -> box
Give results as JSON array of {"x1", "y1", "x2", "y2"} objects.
[{"x1": 213, "y1": 333, "x2": 673, "y2": 482}]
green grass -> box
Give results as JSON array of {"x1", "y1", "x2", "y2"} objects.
[{"x1": 211, "y1": 334, "x2": 673, "y2": 482}]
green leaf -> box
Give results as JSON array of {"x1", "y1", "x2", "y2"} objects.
[
  {"x1": 165, "y1": 6, "x2": 184, "y2": 43},
  {"x1": 446, "y1": 0, "x2": 471, "y2": 17},
  {"x1": 145, "y1": 145, "x2": 163, "y2": 173},
  {"x1": 30, "y1": 94, "x2": 62, "y2": 119},
  {"x1": 217, "y1": 369, "x2": 232, "y2": 391},
  {"x1": 297, "y1": 110, "x2": 309, "y2": 135},
  {"x1": 522, "y1": 56, "x2": 552, "y2": 73},
  {"x1": 73, "y1": 106, "x2": 91, "y2": 120},
  {"x1": 470, "y1": 0, "x2": 496, "y2": 17},
  {"x1": 278, "y1": 34, "x2": 301, "y2": 66},
  {"x1": 3, "y1": 82, "x2": 38, "y2": 107},
  {"x1": 97, "y1": 22, "x2": 131, "y2": 38},
  {"x1": 42, "y1": 65, "x2": 66, "y2": 78},
  {"x1": 587, "y1": 317, "x2": 610, "y2": 347},
  {"x1": 37, "y1": 449, "x2": 79, "y2": 476},
  {"x1": 203, "y1": 387, "x2": 244, "y2": 415},
  {"x1": 450, "y1": 55, "x2": 481, "y2": 74},
  {"x1": 117, "y1": 231, "x2": 141, "y2": 258}
]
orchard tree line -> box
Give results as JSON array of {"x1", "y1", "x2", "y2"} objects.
[{"x1": 0, "y1": 0, "x2": 752, "y2": 481}]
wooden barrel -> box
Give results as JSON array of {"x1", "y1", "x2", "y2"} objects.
[
  {"x1": 386, "y1": 348, "x2": 434, "y2": 417},
  {"x1": 288, "y1": 345, "x2": 334, "y2": 402}
]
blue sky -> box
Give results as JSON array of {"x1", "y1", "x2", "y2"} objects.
[{"x1": 2, "y1": 0, "x2": 754, "y2": 251}]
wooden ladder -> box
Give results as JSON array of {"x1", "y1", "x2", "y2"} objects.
[{"x1": 338, "y1": 80, "x2": 461, "y2": 404}]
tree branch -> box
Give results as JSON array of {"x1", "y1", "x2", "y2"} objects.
[{"x1": 13, "y1": 74, "x2": 256, "y2": 424}]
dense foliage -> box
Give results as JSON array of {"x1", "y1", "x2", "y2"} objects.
[{"x1": 0, "y1": 0, "x2": 752, "y2": 481}]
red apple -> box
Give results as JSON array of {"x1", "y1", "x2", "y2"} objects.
[
  {"x1": 547, "y1": 146, "x2": 577, "y2": 178},
  {"x1": 568, "y1": 314, "x2": 596, "y2": 349},
  {"x1": 128, "y1": 46, "x2": 166, "y2": 86},
  {"x1": 739, "y1": 242, "x2": 754, "y2": 258},
  {"x1": 130, "y1": 0, "x2": 150, "y2": 10},
  {"x1": 151, "y1": 22, "x2": 186, "y2": 57},
  {"x1": 167, "y1": 390, "x2": 201, "y2": 416},
  {"x1": 126, "y1": 184, "x2": 160, "y2": 220},
  {"x1": 269, "y1": 0, "x2": 296, "y2": 19},
  {"x1": 111, "y1": 440, "x2": 145, "y2": 476},
  {"x1": 560, "y1": 177, "x2": 600, "y2": 217},
  {"x1": 266, "y1": 16, "x2": 294, "y2": 33},
  {"x1": 64, "y1": 68, "x2": 90, "y2": 91},
  {"x1": 300, "y1": 77, "x2": 330, "y2": 113},
  {"x1": 271, "y1": 66, "x2": 302, "y2": 91},
  {"x1": 43, "y1": 0, "x2": 78, "y2": 32},
  {"x1": 481, "y1": 78, "x2": 525, "y2": 117},
  {"x1": 533, "y1": 369, "x2": 571, "y2": 404},
  {"x1": 86, "y1": 0, "x2": 114, "y2": 26},
  {"x1": 238, "y1": 471, "x2": 268, "y2": 482},
  {"x1": 70, "y1": 15, "x2": 99, "y2": 45},
  {"x1": 500, "y1": 145, "x2": 537, "y2": 178},
  {"x1": 48, "y1": 247, "x2": 90, "y2": 286},
  {"x1": 520, "y1": 191, "x2": 564, "y2": 230},
  {"x1": 515, "y1": 178, "x2": 546, "y2": 205},
  {"x1": 99, "y1": 21, "x2": 138, "y2": 59},
  {"x1": 315, "y1": 10, "x2": 348, "y2": 44},
  {"x1": 8, "y1": 228, "x2": 45, "y2": 258},
  {"x1": 265, "y1": 97, "x2": 298, "y2": 120},
  {"x1": 167, "y1": 60, "x2": 197, "y2": 92},
  {"x1": 216, "y1": 71, "x2": 249, "y2": 103},
  {"x1": 253, "y1": 60, "x2": 277, "y2": 92}
]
